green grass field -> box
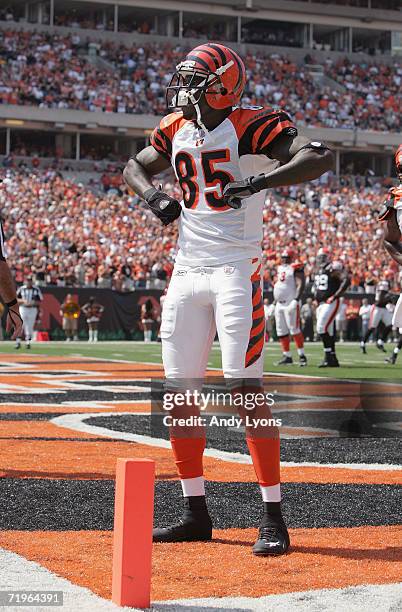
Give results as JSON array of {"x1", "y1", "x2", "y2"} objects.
[{"x1": 1, "y1": 340, "x2": 401, "y2": 381}]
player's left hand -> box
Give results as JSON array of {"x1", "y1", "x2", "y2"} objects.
[
  {"x1": 326, "y1": 296, "x2": 335, "y2": 304},
  {"x1": 6, "y1": 303, "x2": 23, "y2": 340},
  {"x1": 223, "y1": 174, "x2": 267, "y2": 209}
]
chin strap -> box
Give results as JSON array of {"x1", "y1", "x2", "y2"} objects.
[{"x1": 187, "y1": 85, "x2": 210, "y2": 136}]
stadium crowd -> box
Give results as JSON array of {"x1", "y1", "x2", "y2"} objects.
[
  {"x1": 0, "y1": 29, "x2": 400, "y2": 131},
  {"x1": 0, "y1": 167, "x2": 400, "y2": 293}
]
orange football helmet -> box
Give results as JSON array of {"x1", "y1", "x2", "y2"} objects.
[{"x1": 166, "y1": 43, "x2": 246, "y2": 113}]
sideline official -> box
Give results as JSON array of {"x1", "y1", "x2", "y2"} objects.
[{"x1": 16, "y1": 276, "x2": 43, "y2": 349}]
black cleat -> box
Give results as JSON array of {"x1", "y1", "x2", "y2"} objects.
[
  {"x1": 318, "y1": 354, "x2": 339, "y2": 368},
  {"x1": 361, "y1": 344, "x2": 367, "y2": 354},
  {"x1": 153, "y1": 513, "x2": 212, "y2": 543},
  {"x1": 153, "y1": 497, "x2": 212, "y2": 543},
  {"x1": 330, "y1": 355, "x2": 340, "y2": 367},
  {"x1": 376, "y1": 343, "x2": 386, "y2": 353},
  {"x1": 26, "y1": 343, "x2": 31, "y2": 349},
  {"x1": 276, "y1": 356, "x2": 293, "y2": 366},
  {"x1": 385, "y1": 355, "x2": 397, "y2": 364},
  {"x1": 298, "y1": 355, "x2": 307, "y2": 367},
  {"x1": 253, "y1": 522, "x2": 290, "y2": 556}
]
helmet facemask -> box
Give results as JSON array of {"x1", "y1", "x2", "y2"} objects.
[
  {"x1": 166, "y1": 58, "x2": 234, "y2": 133},
  {"x1": 166, "y1": 66, "x2": 221, "y2": 109}
]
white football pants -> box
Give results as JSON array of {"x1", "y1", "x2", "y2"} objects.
[
  {"x1": 316, "y1": 299, "x2": 339, "y2": 335},
  {"x1": 161, "y1": 259, "x2": 264, "y2": 378},
  {"x1": 275, "y1": 300, "x2": 301, "y2": 336}
]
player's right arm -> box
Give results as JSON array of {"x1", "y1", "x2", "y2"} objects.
[
  {"x1": 123, "y1": 146, "x2": 171, "y2": 198},
  {"x1": 123, "y1": 146, "x2": 181, "y2": 226},
  {"x1": 124, "y1": 113, "x2": 187, "y2": 226}
]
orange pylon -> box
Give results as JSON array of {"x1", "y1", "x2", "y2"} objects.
[{"x1": 112, "y1": 458, "x2": 155, "y2": 608}]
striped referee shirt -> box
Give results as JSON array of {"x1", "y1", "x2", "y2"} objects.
[{"x1": 17, "y1": 285, "x2": 43, "y2": 305}]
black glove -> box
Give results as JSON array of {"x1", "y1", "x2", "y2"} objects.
[
  {"x1": 223, "y1": 174, "x2": 267, "y2": 209},
  {"x1": 378, "y1": 190, "x2": 396, "y2": 222},
  {"x1": 143, "y1": 187, "x2": 182, "y2": 226}
]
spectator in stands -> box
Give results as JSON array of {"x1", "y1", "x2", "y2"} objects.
[
  {"x1": 0, "y1": 167, "x2": 397, "y2": 296},
  {"x1": 0, "y1": 30, "x2": 399, "y2": 132}
]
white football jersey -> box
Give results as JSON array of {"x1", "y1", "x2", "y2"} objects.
[
  {"x1": 151, "y1": 107, "x2": 296, "y2": 266},
  {"x1": 273, "y1": 263, "x2": 302, "y2": 303}
]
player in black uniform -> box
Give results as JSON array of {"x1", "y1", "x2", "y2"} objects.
[
  {"x1": 378, "y1": 144, "x2": 402, "y2": 364},
  {"x1": 313, "y1": 248, "x2": 350, "y2": 367},
  {"x1": 360, "y1": 280, "x2": 396, "y2": 354}
]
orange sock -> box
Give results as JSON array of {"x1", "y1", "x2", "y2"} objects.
[
  {"x1": 170, "y1": 436, "x2": 206, "y2": 479},
  {"x1": 246, "y1": 437, "x2": 281, "y2": 487},
  {"x1": 279, "y1": 335, "x2": 290, "y2": 353},
  {"x1": 293, "y1": 332, "x2": 304, "y2": 349}
]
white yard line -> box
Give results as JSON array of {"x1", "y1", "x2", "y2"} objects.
[
  {"x1": 0, "y1": 548, "x2": 135, "y2": 612},
  {"x1": 2, "y1": 547, "x2": 401, "y2": 612},
  {"x1": 155, "y1": 583, "x2": 402, "y2": 612},
  {"x1": 50, "y1": 412, "x2": 402, "y2": 471}
]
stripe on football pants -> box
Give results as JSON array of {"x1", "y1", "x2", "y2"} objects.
[{"x1": 245, "y1": 265, "x2": 264, "y2": 368}]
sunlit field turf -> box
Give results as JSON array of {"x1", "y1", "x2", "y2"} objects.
[{"x1": 0, "y1": 340, "x2": 400, "y2": 380}]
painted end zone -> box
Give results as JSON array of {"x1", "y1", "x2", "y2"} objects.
[
  {"x1": 111, "y1": 459, "x2": 154, "y2": 608},
  {"x1": 0, "y1": 352, "x2": 401, "y2": 610}
]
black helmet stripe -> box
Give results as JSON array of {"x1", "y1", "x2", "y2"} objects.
[
  {"x1": 197, "y1": 48, "x2": 220, "y2": 71},
  {"x1": 205, "y1": 43, "x2": 227, "y2": 65},
  {"x1": 206, "y1": 43, "x2": 244, "y2": 94},
  {"x1": 186, "y1": 54, "x2": 212, "y2": 73}
]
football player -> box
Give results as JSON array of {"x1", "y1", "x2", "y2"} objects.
[
  {"x1": 378, "y1": 144, "x2": 402, "y2": 364},
  {"x1": 360, "y1": 279, "x2": 395, "y2": 354},
  {"x1": 123, "y1": 43, "x2": 334, "y2": 556},
  {"x1": 313, "y1": 248, "x2": 350, "y2": 367},
  {"x1": 273, "y1": 248, "x2": 307, "y2": 366}
]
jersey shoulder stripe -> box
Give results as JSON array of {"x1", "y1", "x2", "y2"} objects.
[
  {"x1": 228, "y1": 106, "x2": 297, "y2": 157},
  {"x1": 150, "y1": 112, "x2": 188, "y2": 160}
]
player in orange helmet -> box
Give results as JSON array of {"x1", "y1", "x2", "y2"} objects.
[
  {"x1": 123, "y1": 42, "x2": 334, "y2": 556},
  {"x1": 379, "y1": 145, "x2": 402, "y2": 364}
]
